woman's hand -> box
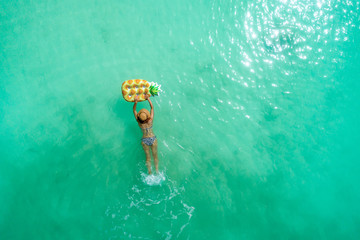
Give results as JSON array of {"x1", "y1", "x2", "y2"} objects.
[
  {"x1": 134, "y1": 95, "x2": 139, "y2": 103},
  {"x1": 144, "y1": 94, "x2": 150, "y2": 100}
]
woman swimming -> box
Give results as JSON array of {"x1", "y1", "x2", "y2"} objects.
[{"x1": 133, "y1": 94, "x2": 159, "y2": 175}]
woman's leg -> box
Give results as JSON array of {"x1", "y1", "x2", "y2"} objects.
[
  {"x1": 141, "y1": 142, "x2": 152, "y2": 174},
  {"x1": 150, "y1": 139, "x2": 159, "y2": 174}
]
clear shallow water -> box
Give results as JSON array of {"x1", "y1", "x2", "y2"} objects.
[{"x1": 1, "y1": 0, "x2": 360, "y2": 239}]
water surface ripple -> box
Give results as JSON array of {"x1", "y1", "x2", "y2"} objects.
[{"x1": 0, "y1": 0, "x2": 359, "y2": 239}]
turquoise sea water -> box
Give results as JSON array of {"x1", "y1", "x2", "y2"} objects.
[{"x1": 1, "y1": 0, "x2": 360, "y2": 239}]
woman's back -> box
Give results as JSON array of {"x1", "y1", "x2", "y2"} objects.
[{"x1": 138, "y1": 121, "x2": 154, "y2": 138}]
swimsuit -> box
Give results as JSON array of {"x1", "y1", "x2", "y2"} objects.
[
  {"x1": 142, "y1": 136, "x2": 157, "y2": 146},
  {"x1": 141, "y1": 126, "x2": 153, "y2": 134},
  {"x1": 140, "y1": 126, "x2": 156, "y2": 146}
]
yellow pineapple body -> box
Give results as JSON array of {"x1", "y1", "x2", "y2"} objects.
[{"x1": 122, "y1": 79, "x2": 151, "y2": 102}]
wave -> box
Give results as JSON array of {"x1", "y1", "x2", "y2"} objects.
[{"x1": 104, "y1": 171, "x2": 195, "y2": 239}]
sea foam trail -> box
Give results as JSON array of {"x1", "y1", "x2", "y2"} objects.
[
  {"x1": 141, "y1": 171, "x2": 166, "y2": 186},
  {"x1": 104, "y1": 173, "x2": 194, "y2": 239}
]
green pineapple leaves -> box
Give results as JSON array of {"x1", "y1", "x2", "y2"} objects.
[{"x1": 149, "y1": 82, "x2": 162, "y2": 97}]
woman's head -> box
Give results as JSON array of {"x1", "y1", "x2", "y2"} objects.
[{"x1": 137, "y1": 109, "x2": 150, "y2": 123}]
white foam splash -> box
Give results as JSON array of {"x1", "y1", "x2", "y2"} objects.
[
  {"x1": 141, "y1": 171, "x2": 166, "y2": 186},
  {"x1": 105, "y1": 173, "x2": 195, "y2": 239}
]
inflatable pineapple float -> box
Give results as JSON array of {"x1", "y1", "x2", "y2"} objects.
[{"x1": 122, "y1": 79, "x2": 161, "y2": 102}]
